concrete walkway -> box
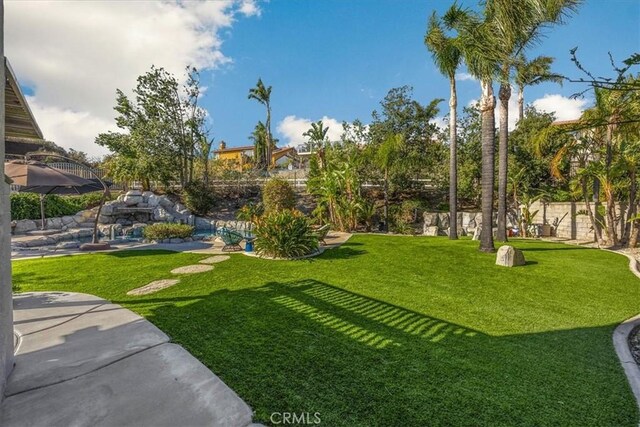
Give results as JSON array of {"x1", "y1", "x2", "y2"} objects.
[{"x1": 1, "y1": 292, "x2": 258, "y2": 427}]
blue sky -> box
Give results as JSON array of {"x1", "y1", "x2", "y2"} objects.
[{"x1": 6, "y1": 0, "x2": 640, "y2": 156}]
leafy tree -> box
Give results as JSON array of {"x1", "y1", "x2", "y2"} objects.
[
  {"x1": 96, "y1": 66, "x2": 206, "y2": 187},
  {"x1": 373, "y1": 133, "x2": 405, "y2": 232}
]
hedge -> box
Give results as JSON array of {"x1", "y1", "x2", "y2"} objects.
[{"x1": 10, "y1": 192, "x2": 107, "y2": 221}]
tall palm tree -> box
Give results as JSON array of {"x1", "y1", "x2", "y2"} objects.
[
  {"x1": 514, "y1": 55, "x2": 563, "y2": 123},
  {"x1": 425, "y1": 7, "x2": 462, "y2": 240},
  {"x1": 488, "y1": 0, "x2": 581, "y2": 242},
  {"x1": 452, "y1": 10, "x2": 498, "y2": 252},
  {"x1": 248, "y1": 78, "x2": 273, "y2": 170}
]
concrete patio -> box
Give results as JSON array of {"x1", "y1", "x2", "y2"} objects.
[{"x1": 1, "y1": 292, "x2": 259, "y2": 427}]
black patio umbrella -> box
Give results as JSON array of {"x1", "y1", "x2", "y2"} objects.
[{"x1": 5, "y1": 160, "x2": 100, "y2": 230}]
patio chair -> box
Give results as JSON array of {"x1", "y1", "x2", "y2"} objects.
[
  {"x1": 313, "y1": 224, "x2": 330, "y2": 245},
  {"x1": 219, "y1": 228, "x2": 244, "y2": 252}
]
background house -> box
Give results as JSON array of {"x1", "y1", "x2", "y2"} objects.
[{"x1": 213, "y1": 140, "x2": 297, "y2": 171}]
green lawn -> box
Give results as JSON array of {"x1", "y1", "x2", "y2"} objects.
[{"x1": 12, "y1": 236, "x2": 640, "y2": 426}]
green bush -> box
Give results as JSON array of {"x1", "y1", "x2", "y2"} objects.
[
  {"x1": 10, "y1": 192, "x2": 109, "y2": 220},
  {"x1": 254, "y1": 209, "x2": 318, "y2": 258},
  {"x1": 143, "y1": 223, "x2": 194, "y2": 241},
  {"x1": 262, "y1": 178, "x2": 296, "y2": 213},
  {"x1": 183, "y1": 181, "x2": 216, "y2": 216}
]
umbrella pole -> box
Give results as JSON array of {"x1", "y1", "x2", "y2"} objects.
[{"x1": 39, "y1": 194, "x2": 46, "y2": 230}]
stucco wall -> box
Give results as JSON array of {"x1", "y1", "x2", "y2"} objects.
[{"x1": 0, "y1": 0, "x2": 15, "y2": 399}]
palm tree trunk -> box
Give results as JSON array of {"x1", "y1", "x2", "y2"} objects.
[
  {"x1": 265, "y1": 104, "x2": 272, "y2": 171},
  {"x1": 497, "y1": 79, "x2": 510, "y2": 242},
  {"x1": 479, "y1": 79, "x2": 496, "y2": 252},
  {"x1": 449, "y1": 76, "x2": 458, "y2": 240},
  {"x1": 517, "y1": 85, "x2": 524, "y2": 124},
  {"x1": 383, "y1": 168, "x2": 389, "y2": 233},
  {"x1": 624, "y1": 169, "x2": 636, "y2": 243},
  {"x1": 582, "y1": 176, "x2": 604, "y2": 245}
]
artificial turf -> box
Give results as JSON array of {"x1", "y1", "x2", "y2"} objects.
[{"x1": 11, "y1": 236, "x2": 640, "y2": 426}]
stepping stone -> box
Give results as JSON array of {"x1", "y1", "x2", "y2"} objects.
[
  {"x1": 171, "y1": 265, "x2": 213, "y2": 274},
  {"x1": 199, "y1": 255, "x2": 230, "y2": 264},
  {"x1": 127, "y1": 279, "x2": 181, "y2": 296}
]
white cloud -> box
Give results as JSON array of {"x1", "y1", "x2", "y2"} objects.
[
  {"x1": 5, "y1": 0, "x2": 260, "y2": 156},
  {"x1": 430, "y1": 116, "x2": 448, "y2": 130},
  {"x1": 456, "y1": 72, "x2": 477, "y2": 82},
  {"x1": 277, "y1": 115, "x2": 344, "y2": 147},
  {"x1": 532, "y1": 94, "x2": 588, "y2": 122}
]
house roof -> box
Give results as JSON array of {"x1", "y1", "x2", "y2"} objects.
[
  {"x1": 5, "y1": 58, "x2": 43, "y2": 140},
  {"x1": 213, "y1": 145, "x2": 254, "y2": 154}
]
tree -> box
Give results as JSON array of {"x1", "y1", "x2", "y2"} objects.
[
  {"x1": 249, "y1": 121, "x2": 268, "y2": 170},
  {"x1": 248, "y1": 78, "x2": 273, "y2": 170},
  {"x1": 514, "y1": 55, "x2": 563, "y2": 123},
  {"x1": 374, "y1": 133, "x2": 405, "y2": 232},
  {"x1": 96, "y1": 66, "x2": 206, "y2": 188},
  {"x1": 302, "y1": 120, "x2": 329, "y2": 152},
  {"x1": 425, "y1": 5, "x2": 463, "y2": 239}
]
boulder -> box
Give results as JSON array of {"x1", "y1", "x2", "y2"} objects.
[
  {"x1": 195, "y1": 217, "x2": 213, "y2": 230},
  {"x1": 142, "y1": 191, "x2": 154, "y2": 202},
  {"x1": 495, "y1": 245, "x2": 526, "y2": 267},
  {"x1": 423, "y1": 212, "x2": 438, "y2": 227},
  {"x1": 45, "y1": 218, "x2": 62, "y2": 230},
  {"x1": 159, "y1": 197, "x2": 174, "y2": 210},
  {"x1": 153, "y1": 206, "x2": 173, "y2": 222},
  {"x1": 423, "y1": 225, "x2": 439, "y2": 236},
  {"x1": 14, "y1": 220, "x2": 37, "y2": 234},
  {"x1": 61, "y1": 215, "x2": 76, "y2": 225},
  {"x1": 447, "y1": 227, "x2": 466, "y2": 237},
  {"x1": 147, "y1": 194, "x2": 161, "y2": 207},
  {"x1": 123, "y1": 194, "x2": 142, "y2": 206},
  {"x1": 98, "y1": 215, "x2": 113, "y2": 224}
]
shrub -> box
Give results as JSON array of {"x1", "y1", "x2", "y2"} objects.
[
  {"x1": 183, "y1": 181, "x2": 216, "y2": 216},
  {"x1": 10, "y1": 192, "x2": 110, "y2": 220},
  {"x1": 143, "y1": 223, "x2": 194, "y2": 241},
  {"x1": 262, "y1": 178, "x2": 295, "y2": 213},
  {"x1": 254, "y1": 209, "x2": 318, "y2": 258}
]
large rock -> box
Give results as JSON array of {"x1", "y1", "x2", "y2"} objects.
[
  {"x1": 147, "y1": 194, "x2": 161, "y2": 207},
  {"x1": 495, "y1": 245, "x2": 526, "y2": 267},
  {"x1": 61, "y1": 216, "x2": 76, "y2": 226},
  {"x1": 45, "y1": 218, "x2": 64, "y2": 230},
  {"x1": 159, "y1": 197, "x2": 174, "y2": 210},
  {"x1": 14, "y1": 220, "x2": 37, "y2": 234},
  {"x1": 423, "y1": 212, "x2": 438, "y2": 227},
  {"x1": 123, "y1": 192, "x2": 143, "y2": 206},
  {"x1": 153, "y1": 206, "x2": 173, "y2": 222},
  {"x1": 423, "y1": 225, "x2": 439, "y2": 236}
]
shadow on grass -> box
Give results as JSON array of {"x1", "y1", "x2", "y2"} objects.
[
  {"x1": 137, "y1": 279, "x2": 636, "y2": 427},
  {"x1": 319, "y1": 245, "x2": 367, "y2": 260},
  {"x1": 104, "y1": 249, "x2": 183, "y2": 258}
]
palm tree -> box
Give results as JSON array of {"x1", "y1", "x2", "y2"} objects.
[
  {"x1": 514, "y1": 55, "x2": 563, "y2": 123},
  {"x1": 425, "y1": 7, "x2": 462, "y2": 240},
  {"x1": 302, "y1": 120, "x2": 329, "y2": 152},
  {"x1": 249, "y1": 121, "x2": 267, "y2": 169},
  {"x1": 248, "y1": 78, "x2": 273, "y2": 170},
  {"x1": 452, "y1": 9, "x2": 498, "y2": 252},
  {"x1": 487, "y1": 0, "x2": 581, "y2": 242}
]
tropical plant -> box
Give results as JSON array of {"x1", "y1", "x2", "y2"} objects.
[
  {"x1": 248, "y1": 78, "x2": 273, "y2": 170},
  {"x1": 143, "y1": 223, "x2": 194, "y2": 241},
  {"x1": 249, "y1": 121, "x2": 268, "y2": 170},
  {"x1": 262, "y1": 178, "x2": 296, "y2": 213},
  {"x1": 373, "y1": 133, "x2": 405, "y2": 232},
  {"x1": 425, "y1": 5, "x2": 462, "y2": 240},
  {"x1": 302, "y1": 120, "x2": 329, "y2": 152},
  {"x1": 254, "y1": 209, "x2": 319, "y2": 258}
]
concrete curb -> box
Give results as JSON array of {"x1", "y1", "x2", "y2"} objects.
[{"x1": 609, "y1": 250, "x2": 640, "y2": 418}]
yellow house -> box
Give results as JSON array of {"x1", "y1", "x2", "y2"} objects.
[{"x1": 213, "y1": 141, "x2": 297, "y2": 171}]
